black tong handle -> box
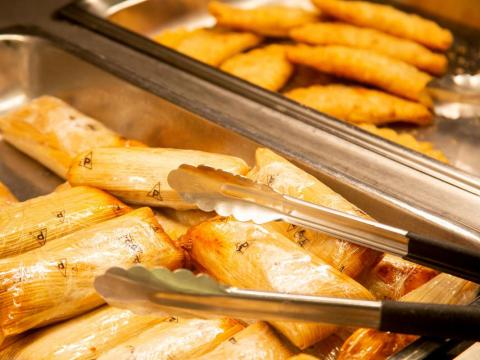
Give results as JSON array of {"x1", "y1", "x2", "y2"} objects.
[
  {"x1": 405, "y1": 232, "x2": 480, "y2": 284},
  {"x1": 380, "y1": 300, "x2": 480, "y2": 339}
]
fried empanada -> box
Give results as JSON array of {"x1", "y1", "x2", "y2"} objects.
[
  {"x1": 358, "y1": 123, "x2": 448, "y2": 162},
  {"x1": 208, "y1": 1, "x2": 319, "y2": 37},
  {"x1": 290, "y1": 23, "x2": 447, "y2": 75},
  {"x1": 153, "y1": 28, "x2": 262, "y2": 66},
  {"x1": 220, "y1": 45, "x2": 294, "y2": 91},
  {"x1": 285, "y1": 84, "x2": 432, "y2": 125},
  {"x1": 287, "y1": 45, "x2": 432, "y2": 102},
  {"x1": 312, "y1": 0, "x2": 453, "y2": 51}
]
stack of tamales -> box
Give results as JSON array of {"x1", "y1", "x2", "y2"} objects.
[{"x1": 0, "y1": 95, "x2": 477, "y2": 359}]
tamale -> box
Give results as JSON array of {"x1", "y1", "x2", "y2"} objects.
[
  {"x1": 0, "y1": 96, "x2": 145, "y2": 178},
  {"x1": 358, "y1": 254, "x2": 439, "y2": 300},
  {"x1": 208, "y1": 1, "x2": 319, "y2": 37},
  {"x1": 311, "y1": 0, "x2": 453, "y2": 51},
  {"x1": 358, "y1": 124, "x2": 449, "y2": 163},
  {"x1": 67, "y1": 147, "x2": 249, "y2": 210},
  {"x1": 161, "y1": 208, "x2": 216, "y2": 227},
  {"x1": 154, "y1": 211, "x2": 189, "y2": 245},
  {"x1": 290, "y1": 23, "x2": 447, "y2": 75},
  {"x1": 0, "y1": 181, "x2": 17, "y2": 208},
  {"x1": 0, "y1": 186, "x2": 129, "y2": 258},
  {"x1": 337, "y1": 273, "x2": 479, "y2": 360},
  {"x1": 248, "y1": 148, "x2": 382, "y2": 279},
  {"x1": 220, "y1": 45, "x2": 294, "y2": 91},
  {"x1": 307, "y1": 328, "x2": 353, "y2": 360},
  {"x1": 193, "y1": 322, "x2": 293, "y2": 360},
  {"x1": 0, "y1": 207, "x2": 184, "y2": 338},
  {"x1": 153, "y1": 28, "x2": 263, "y2": 67},
  {"x1": 289, "y1": 355, "x2": 320, "y2": 360},
  {"x1": 98, "y1": 317, "x2": 244, "y2": 360},
  {"x1": 284, "y1": 85, "x2": 433, "y2": 126},
  {"x1": 0, "y1": 306, "x2": 165, "y2": 360},
  {"x1": 181, "y1": 217, "x2": 374, "y2": 349},
  {"x1": 287, "y1": 45, "x2": 432, "y2": 103}
]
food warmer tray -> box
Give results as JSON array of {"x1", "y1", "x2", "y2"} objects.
[{"x1": 0, "y1": 0, "x2": 478, "y2": 357}]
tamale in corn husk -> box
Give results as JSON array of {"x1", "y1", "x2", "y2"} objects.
[
  {"x1": 161, "y1": 208, "x2": 216, "y2": 227},
  {"x1": 337, "y1": 273, "x2": 479, "y2": 360},
  {"x1": 0, "y1": 181, "x2": 17, "y2": 208},
  {"x1": 248, "y1": 148, "x2": 382, "y2": 278},
  {"x1": 193, "y1": 322, "x2": 293, "y2": 360},
  {"x1": 0, "y1": 96, "x2": 145, "y2": 178},
  {"x1": 358, "y1": 254, "x2": 439, "y2": 300},
  {"x1": 98, "y1": 317, "x2": 244, "y2": 360},
  {"x1": 0, "y1": 306, "x2": 165, "y2": 360},
  {"x1": 154, "y1": 211, "x2": 190, "y2": 245},
  {"x1": 181, "y1": 217, "x2": 374, "y2": 349},
  {"x1": 68, "y1": 147, "x2": 249, "y2": 209},
  {"x1": 0, "y1": 207, "x2": 184, "y2": 338},
  {"x1": 0, "y1": 186, "x2": 129, "y2": 258},
  {"x1": 289, "y1": 355, "x2": 320, "y2": 360},
  {"x1": 306, "y1": 328, "x2": 353, "y2": 360}
]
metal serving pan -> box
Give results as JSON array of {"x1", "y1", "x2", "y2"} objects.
[
  {"x1": 61, "y1": 0, "x2": 480, "y2": 179},
  {"x1": 0, "y1": 29, "x2": 476, "y2": 360}
]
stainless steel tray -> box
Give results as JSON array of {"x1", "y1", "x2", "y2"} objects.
[
  {"x1": 0, "y1": 30, "x2": 476, "y2": 359},
  {"x1": 63, "y1": 0, "x2": 480, "y2": 179}
]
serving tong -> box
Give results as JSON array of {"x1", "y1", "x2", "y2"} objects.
[
  {"x1": 167, "y1": 164, "x2": 480, "y2": 284},
  {"x1": 94, "y1": 266, "x2": 480, "y2": 340}
]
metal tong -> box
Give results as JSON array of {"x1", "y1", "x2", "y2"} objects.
[
  {"x1": 94, "y1": 266, "x2": 480, "y2": 340},
  {"x1": 167, "y1": 164, "x2": 480, "y2": 284}
]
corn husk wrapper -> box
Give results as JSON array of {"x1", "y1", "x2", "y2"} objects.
[
  {"x1": 289, "y1": 355, "x2": 320, "y2": 360},
  {"x1": 193, "y1": 322, "x2": 293, "y2": 360},
  {"x1": 358, "y1": 254, "x2": 439, "y2": 300},
  {"x1": 154, "y1": 211, "x2": 190, "y2": 246},
  {"x1": 161, "y1": 208, "x2": 216, "y2": 227},
  {"x1": 306, "y1": 328, "x2": 353, "y2": 360},
  {"x1": 0, "y1": 186, "x2": 129, "y2": 258},
  {"x1": 0, "y1": 96, "x2": 145, "y2": 178},
  {"x1": 68, "y1": 147, "x2": 249, "y2": 210},
  {"x1": 0, "y1": 181, "x2": 17, "y2": 208},
  {"x1": 337, "y1": 273, "x2": 479, "y2": 360},
  {"x1": 248, "y1": 148, "x2": 382, "y2": 278},
  {"x1": 0, "y1": 207, "x2": 184, "y2": 338},
  {"x1": 0, "y1": 306, "x2": 165, "y2": 360},
  {"x1": 181, "y1": 217, "x2": 374, "y2": 349},
  {"x1": 98, "y1": 317, "x2": 244, "y2": 360}
]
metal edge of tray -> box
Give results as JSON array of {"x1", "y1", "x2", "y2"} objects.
[
  {"x1": 59, "y1": 0, "x2": 480, "y2": 197},
  {"x1": 16, "y1": 17, "x2": 480, "y2": 248}
]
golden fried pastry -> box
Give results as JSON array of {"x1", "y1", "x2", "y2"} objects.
[
  {"x1": 285, "y1": 85, "x2": 432, "y2": 125},
  {"x1": 283, "y1": 65, "x2": 335, "y2": 92},
  {"x1": 312, "y1": 0, "x2": 453, "y2": 50},
  {"x1": 287, "y1": 45, "x2": 432, "y2": 102},
  {"x1": 359, "y1": 123, "x2": 449, "y2": 162},
  {"x1": 290, "y1": 23, "x2": 447, "y2": 75},
  {"x1": 220, "y1": 45, "x2": 294, "y2": 91},
  {"x1": 153, "y1": 28, "x2": 263, "y2": 66},
  {"x1": 208, "y1": 1, "x2": 319, "y2": 37}
]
